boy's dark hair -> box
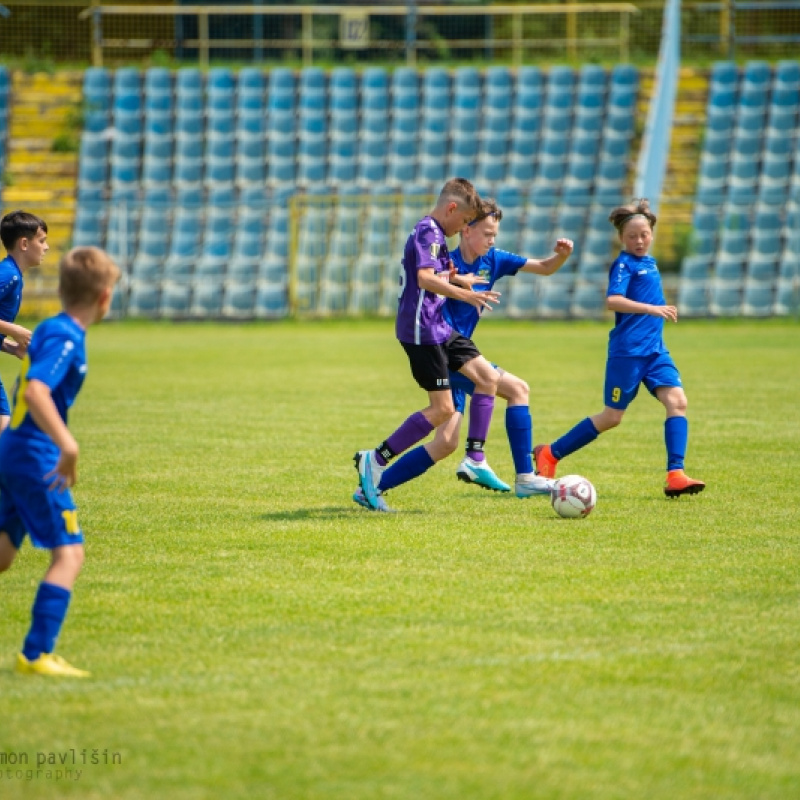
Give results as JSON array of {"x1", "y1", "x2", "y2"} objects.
[
  {"x1": 0, "y1": 211, "x2": 48, "y2": 252},
  {"x1": 59, "y1": 246, "x2": 120, "y2": 308},
  {"x1": 470, "y1": 197, "x2": 504, "y2": 226},
  {"x1": 609, "y1": 198, "x2": 657, "y2": 233},
  {"x1": 438, "y1": 177, "x2": 482, "y2": 216}
]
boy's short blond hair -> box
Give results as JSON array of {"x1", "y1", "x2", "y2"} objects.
[{"x1": 59, "y1": 247, "x2": 120, "y2": 308}]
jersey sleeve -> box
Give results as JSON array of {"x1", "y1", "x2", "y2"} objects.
[
  {"x1": 413, "y1": 224, "x2": 441, "y2": 271},
  {"x1": 607, "y1": 258, "x2": 632, "y2": 297},
  {"x1": 26, "y1": 331, "x2": 80, "y2": 391},
  {"x1": 0, "y1": 264, "x2": 17, "y2": 302},
  {"x1": 493, "y1": 248, "x2": 527, "y2": 279}
]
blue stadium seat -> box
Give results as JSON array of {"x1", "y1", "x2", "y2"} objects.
[
  {"x1": 775, "y1": 60, "x2": 800, "y2": 91},
  {"x1": 72, "y1": 208, "x2": 105, "y2": 247},
  {"x1": 710, "y1": 62, "x2": 738, "y2": 90},
  {"x1": 189, "y1": 277, "x2": 224, "y2": 318},
  {"x1": 709, "y1": 278, "x2": 743, "y2": 315},
  {"x1": 221, "y1": 280, "x2": 256, "y2": 317},
  {"x1": 570, "y1": 280, "x2": 606, "y2": 318},
  {"x1": 254, "y1": 279, "x2": 289, "y2": 318},
  {"x1": 610, "y1": 64, "x2": 638, "y2": 89},
  {"x1": 678, "y1": 278, "x2": 710, "y2": 316},
  {"x1": 742, "y1": 278, "x2": 775, "y2": 316},
  {"x1": 82, "y1": 67, "x2": 112, "y2": 133}
]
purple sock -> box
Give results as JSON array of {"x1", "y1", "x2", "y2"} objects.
[
  {"x1": 466, "y1": 393, "x2": 495, "y2": 463},
  {"x1": 377, "y1": 411, "x2": 434, "y2": 466}
]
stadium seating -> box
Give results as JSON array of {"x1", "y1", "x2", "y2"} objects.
[
  {"x1": 680, "y1": 59, "x2": 800, "y2": 317},
  {"x1": 70, "y1": 64, "x2": 654, "y2": 319}
]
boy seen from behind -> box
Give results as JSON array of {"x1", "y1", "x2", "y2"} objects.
[{"x1": 0, "y1": 246, "x2": 120, "y2": 677}]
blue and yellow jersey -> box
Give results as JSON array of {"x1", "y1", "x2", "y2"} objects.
[
  {"x1": 0, "y1": 254, "x2": 24, "y2": 347},
  {"x1": 0, "y1": 312, "x2": 87, "y2": 470},
  {"x1": 606, "y1": 251, "x2": 668, "y2": 359},
  {"x1": 443, "y1": 246, "x2": 526, "y2": 339}
]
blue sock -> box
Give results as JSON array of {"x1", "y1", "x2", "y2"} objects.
[
  {"x1": 22, "y1": 582, "x2": 72, "y2": 661},
  {"x1": 506, "y1": 405, "x2": 533, "y2": 475},
  {"x1": 551, "y1": 417, "x2": 600, "y2": 461},
  {"x1": 665, "y1": 416, "x2": 688, "y2": 471},
  {"x1": 379, "y1": 445, "x2": 435, "y2": 492}
]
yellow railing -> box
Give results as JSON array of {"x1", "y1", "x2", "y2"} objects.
[{"x1": 77, "y1": 3, "x2": 640, "y2": 68}]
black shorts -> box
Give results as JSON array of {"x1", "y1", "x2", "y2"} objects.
[{"x1": 400, "y1": 332, "x2": 482, "y2": 392}]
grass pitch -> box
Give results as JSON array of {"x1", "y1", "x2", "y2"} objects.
[{"x1": 1, "y1": 318, "x2": 799, "y2": 800}]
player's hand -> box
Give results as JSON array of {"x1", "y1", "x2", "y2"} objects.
[
  {"x1": 458, "y1": 272, "x2": 490, "y2": 290},
  {"x1": 467, "y1": 289, "x2": 500, "y2": 312},
  {"x1": 652, "y1": 304, "x2": 678, "y2": 322},
  {"x1": 553, "y1": 238, "x2": 574, "y2": 256},
  {"x1": 12, "y1": 325, "x2": 32, "y2": 349},
  {"x1": 45, "y1": 448, "x2": 79, "y2": 492}
]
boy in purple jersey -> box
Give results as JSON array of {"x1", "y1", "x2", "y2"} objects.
[
  {"x1": 0, "y1": 211, "x2": 50, "y2": 431},
  {"x1": 354, "y1": 198, "x2": 573, "y2": 508},
  {"x1": 0, "y1": 246, "x2": 120, "y2": 677},
  {"x1": 354, "y1": 178, "x2": 503, "y2": 512},
  {"x1": 534, "y1": 199, "x2": 705, "y2": 498}
]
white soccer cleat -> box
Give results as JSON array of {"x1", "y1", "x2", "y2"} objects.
[
  {"x1": 456, "y1": 456, "x2": 511, "y2": 492},
  {"x1": 515, "y1": 474, "x2": 556, "y2": 499}
]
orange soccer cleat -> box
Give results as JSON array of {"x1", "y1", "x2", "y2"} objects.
[
  {"x1": 664, "y1": 469, "x2": 706, "y2": 498},
  {"x1": 533, "y1": 444, "x2": 559, "y2": 479}
]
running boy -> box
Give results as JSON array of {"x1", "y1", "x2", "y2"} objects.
[
  {"x1": 0, "y1": 211, "x2": 50, "y2": 431},
  {"x1": 533, "y1": 199, "x2": 705, "y2": 498},
  {"x1": 354, "y1": 198, "x2": 573, "y2": 507},
  {"x1": 0, "y1": 246, "x2": 120, "y2": 677},
  {"x1": 354, "y1": 178, "x2": 502, "y2": 512}
]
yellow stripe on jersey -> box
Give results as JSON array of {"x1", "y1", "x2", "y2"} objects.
[{"x1": 9, "y1": 354, "x2": 31, "y2": 429}]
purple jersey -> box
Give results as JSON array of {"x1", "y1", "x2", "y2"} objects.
[{"x1": 395, "y1": 216, "x2": 454, "y2": 345}]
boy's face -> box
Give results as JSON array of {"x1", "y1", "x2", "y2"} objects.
[
  {"x1": 620, "y1": 218, "x2": 653, "y2": 257},
  {"x1": 442, "y1": 201, "x2": 476, "y2": 237},
  {"x1": 19, "y1": 228, "x2": 49, "y2": 268},
  {"x1": 462, "y1": 215, "x2": 499, "y2": 257},
  {"x1": 94, "y1": 286, "x2": 115, "y2": 323}
]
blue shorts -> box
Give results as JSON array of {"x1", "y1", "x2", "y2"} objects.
[
  {"x1": 604, "y1": 352, "x2": 682, "y2": 410},
  {"x1": 0, "y1": 382, "x2": 9, "y2": 417},
  {"x1": 0, "y1": 470, "x2": 83, "y2": 550},
  {"x1": 448, "y1": 363, "x2": 501, "y2": 414}
]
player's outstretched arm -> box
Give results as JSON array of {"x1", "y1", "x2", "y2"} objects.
[
  {"x1": 520, "y1": 238, "x2": 574, "y2": 276},
  {"x1": 607, "y1": 294, "x2": 678, "y2": 321},
  {"x1": 418, "y1": 268, "x2": 500, "y2": 312},
  {"x1": 0, "y1": 321, "x2": 32, "y2": 350},
  {"x1": 24, "y1": 379, "x2": 79, "y2": 490}
]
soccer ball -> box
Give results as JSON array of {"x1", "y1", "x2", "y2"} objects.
[{"x1": 550, "y1": 474, "x2": 597, "y2": 519}]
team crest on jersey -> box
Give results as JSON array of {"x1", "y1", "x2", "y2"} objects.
[
  {"x1": 430, "y1": 243, "x2": 441, "y2": 258},
  {"x1": 477, "y1": 268, "x2": 491, "y2": 282}
]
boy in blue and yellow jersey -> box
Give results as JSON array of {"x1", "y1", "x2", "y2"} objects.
[
  {"x1": 0, "y1": 211, "x2": 50, "y2": 431},
  {"x1": 0, "y1": 246, "x2": 120, "y2": 677},
  {"x1": 534, "y1": 199, "x2": 705, "y2": 498}
]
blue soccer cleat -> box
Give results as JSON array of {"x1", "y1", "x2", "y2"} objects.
[
  {"x1": 354, "y1": 450, "x2": 384, "y2": 510},
  {"x1": 456, "y1": 456, "x2": 511, "y2": 492},
  {"x1": 514, "y1": 474, "x2": 556, "y2": 498},
  {"x1": 352, "y1": 486, "x2": 395, "y2": 513}
]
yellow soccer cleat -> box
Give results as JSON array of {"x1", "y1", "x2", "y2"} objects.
[{"x1": 16, "y1": 652, "x2": 91, "y2": 678}]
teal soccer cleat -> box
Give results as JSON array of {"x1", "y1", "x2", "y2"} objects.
[
  {"x1": 354, "y1": 450, "x2": 384, "y2": 510},
  {"x1": 456, "y1": 456, "x2": 511, "y2": 492},
  {"x1": 352, "y1": 486, "x2": 395, "y2": 513}
]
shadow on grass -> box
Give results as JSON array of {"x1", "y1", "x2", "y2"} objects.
[{"x1": 258, "y1": 506, "x2": 424, "y2": 522}]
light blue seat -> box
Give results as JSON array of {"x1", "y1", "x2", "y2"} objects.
[
  {"x1": 537, "y1": 275, "x2": 573, "y2": 319},
  {"x1": 72, "y1": 208, "x2": 105, "y2": 247},
  {"x1": 222, "y1": 280, "x2": 257, "y2": 317},
  {"x1": 678, "y1": 278, "x2": 710, "y2": 316},
  {"x1": 742, "y1": 278, "x2": 775, "y2": 316},
  {"x1": 176, "y1": 68, "x2": 203, "y2": 98},
  {"x1": 681, "y1": 254, "x2": 713, "y2": 280},
  {"x1": 255, "y1": 280, "x2": 289, "y2": 318},
  {"x1": 189, "y1": 277, "x2": 224, "y2": 318},
  {"x1": 131, "y1": 234, "x2": 167, "y2": 280},
  {"x1": 83, "y1": 67, "x2": 112, "y2": 132},
  {"x1": 610, "y1": 64, "x2": 638, "y2": 89},
  {"x1": 142, "y1": 157, "x2": 171, "y2": 186},
  {"x1": 709, "y1": 278, "x2": 743, "y2": 315},
  {"x1": 159, "y1": 281, "x2": 191, "y2": 317},
  {"x1": 570, "y1": 280, "x2": 606, "y2": 318},
  {"x1": 126, "y1": 280, "x2": 159, "y2": 317}
]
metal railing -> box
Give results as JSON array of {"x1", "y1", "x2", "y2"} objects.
[{"x1": 77, "y1": 3, "x2": 640, "y2": 67}]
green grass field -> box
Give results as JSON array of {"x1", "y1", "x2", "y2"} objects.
[{"x1": 1, "y1": 318, "x2": 799, "y2": 800}]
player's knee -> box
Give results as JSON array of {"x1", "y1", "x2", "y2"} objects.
[
  {"x1": 0, "y1": 536, "x2": 17, "y2": 573},
  {"x1": 505, "y1": 376, "x2": 529, "y2": 404},
  {"x1": 474, "y1": 369, "x2": 500, "y2": 396},
  {"x1": 598, "y1": 409, "x2": 624, "y2": 430},
  {"x1": 428, "y1": 405, "x2": 454, "y2": 428}
]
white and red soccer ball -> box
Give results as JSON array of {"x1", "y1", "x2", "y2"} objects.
[{"x1": 551, "y1": 474, "x2": 597, "y2": 519}]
